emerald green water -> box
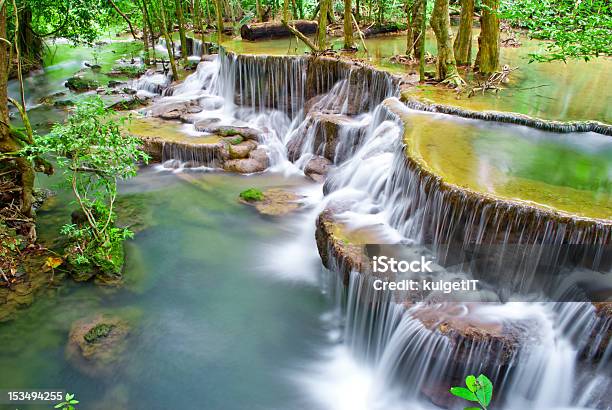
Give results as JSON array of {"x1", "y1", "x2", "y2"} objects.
[
  {"x1": 402, "y1": 109, "x2": 612, "y2": 219},
  {"x1": 1, "y1": 170, "x2": 331, "y2": 409}
]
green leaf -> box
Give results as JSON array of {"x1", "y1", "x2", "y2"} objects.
[
  {"x1": 449, "y1": 387, "x2": 478, "y2": 402},
  {"x1": 465, "y1": 375, "x2": 477, "y2": 392},
  {"x1": 69, "y1": 400, "x2": 79, "y2": 404},
  {"x1": 54, "y1": 403, "x2": 66, "y2": 409},
  {"x1": 477, "y1": 374, "x2": 493, "y2": 406},
  {"x1": 66, "y1": 393, "x2": 74, "y2": 401},
  {"x1": 463, "y1": 407, "x2": 481, "y2": 410}
]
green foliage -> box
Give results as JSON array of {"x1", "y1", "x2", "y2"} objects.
[
  {"x1": 500, "y1": 0, "x2": 612, "y2": 62},
  {"x1": 84, "y1": 323, "x2": 115, "y2": 343},
  {"x1": 0, "y1": 222, "x2": 23, "y2": 283},
  {"x1": 240, "y1": 188, "x2": 264, "y2": 202},
  {"x1": 54, "y1": 392, "x2": 79, "y2": 410},
  {"x1": 32, "y1": 96, "x2": 148, "y2": 276},
  {"x1": 112, "y1": 64, "x2": 146, "y2": 78},
  {"x1": 450, "y1": 374, "x2": 493, "y2": 409}
]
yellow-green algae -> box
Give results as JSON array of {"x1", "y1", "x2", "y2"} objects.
[
  {"x1": 395, "y1": 105, "x2": 612, "y2": 221},
  {"x1": 127, "y1": 116, "x2": 222, "y2": 145}
]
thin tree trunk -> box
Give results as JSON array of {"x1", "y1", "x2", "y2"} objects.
[
  {"x1": 405, "y1": 0, "x2": 413, "y2": 56},
  {"x1": 317, "y1": 0, "x2": 330, "y2": 50},
  {"x1": 108, "y1": 0, "x2": 138, "y2": 39},
  {"x1": 194, "y1": 0, "x2": 206, "y2": 53},
  {"x1": 175, "y1": 0, "x2": 189, "y2": 64},
  {"x1": 411, "y1": 0, "x2": 425, "y2": 58},
  {"x1": 453, "y1": 0, "x2": 474, "y2": 65},
  {"x1": 419, "y1": 0, "x2": 426, "y2": 81},
  {"x1": 475, "y1": 0, "x2": 500, "y2": 74},
  {"x1": 355, "y1": 0, "x2": 360, "y2": 22},
  {"x1": 214, "y1": 0, "x2": 224, "y2": 42},
  {"x1": 430, "y1": 0, "x2": 464, "y2": 85},
  {"x1": 256, "y1": 0, "x2": 263, "y2": 20},
  {"x1": 159, "y1": 0, "x2": 179, "y2": 79},
  {"x1": 143, "y1": 21, "x2": 151, "y2": 64},
  {"x1": 343, "y1": 0, "x2": 354, "y2": 49},
  {"x1": 142, "y1": 0, "x2": 156, "y2": 63},
  {"x1": 282, "y1": 0, "x2": 320, "y2": 51}
]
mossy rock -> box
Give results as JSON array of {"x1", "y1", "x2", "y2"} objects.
[
  {"x1": 66, "y1": 314, "x2": 130, "y2": 376},
  {"x1": 239, "y1": 188, "x2": 304, "y2": 216},
  {"x1": 53, "y1": 99, "x2": 75, "y2": 108},
  {"x1": 65, "y1": 239, "x2": 125, "y2": 285},
  {"x1": 65, "y1": 76, "x2": 99, "y2": 92}
]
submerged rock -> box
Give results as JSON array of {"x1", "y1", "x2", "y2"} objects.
[
  {"x1": 66, "y1": 315, "x2": 129, "y2": 376},
  {"x1": 240, "y1": 188, "x2": 304, "y2": 216}
]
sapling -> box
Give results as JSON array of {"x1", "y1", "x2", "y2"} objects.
[{"x1": 450, "y1": 374, "x2": 493, "y2": 410}]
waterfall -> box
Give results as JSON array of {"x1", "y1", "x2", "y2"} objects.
[{"x1": 144, "y1": 49, "x2": 610, "y2": 408}]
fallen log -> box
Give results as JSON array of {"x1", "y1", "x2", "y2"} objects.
[
  {"x1": 240, "y1": 20, "x2": 318, "y2": 41},
  {"x1": 362, "y1": 22, "x2": 406, "y2": 38}
]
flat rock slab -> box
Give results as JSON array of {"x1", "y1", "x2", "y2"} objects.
[
  {"x1": 195, "y1": 124, "x2": 263, "y2": 141},
  {"x1": 240, "y1": 188, "x2": 304, "y2": 216}
]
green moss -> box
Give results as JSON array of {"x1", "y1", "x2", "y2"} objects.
[
  {"x1": 65, "y1": 76, "x2": 99, "y2": 92},
  {"x1": 84, "y1": 323, "x2": 115, "y2": 343},
  {"x1": 111, "y1": 65, "x2": 146, "y2": 78},
  {"x1": 224, "y1": 135, "x2": 244, "y2": 145},
  {"x1": 239, "y1": 188, "x2": 264, "y2": 202}
]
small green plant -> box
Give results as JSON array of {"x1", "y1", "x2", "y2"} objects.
[
  {"x1": 450, "y1": 374, "x2": 493, "y2": 410},
  {"x1": 33, "y1": 96, "x2": 149, "y2": 277},
  {"x1": 84, "y1": 323, "x2": 115, "y2": 343},
  {"x1": 239, "y1": 188, "x2": 264, "y2": 202},
  {"x1": 54, "y1": 393, "x2": 79, "y2": 410}
]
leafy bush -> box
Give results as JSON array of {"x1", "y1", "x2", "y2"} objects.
[
  {"x1": 239, "y1": 188, "x2": 264, "y2": 202},
  {"x1": 34, "y1": 96, "x2": 149, "y2": 277}
]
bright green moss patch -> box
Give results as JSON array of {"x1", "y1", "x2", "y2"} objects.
[
  {"x1": 239, "y1": 188, "x2": 264, "y2": 202},
  {"x1": 84, "y1": 323, "x2": 115, "y2": 343}
]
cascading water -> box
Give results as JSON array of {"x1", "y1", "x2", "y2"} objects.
[{"x1": 145, "y1": 49, "x2": 610, "y2": 409}]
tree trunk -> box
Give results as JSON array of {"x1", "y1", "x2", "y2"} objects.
[
  {"x1": 411, "y1": 0, "x2": 425, "y2": 58},
  {"x1": 405, "y1": 0, "x2": 413, "y2": 56},
  {"x1": 214, "y1": 0, "x2": 224, "y2": 41},
  {"x1": 475, "y1": 0, "x2": 499, "y2": 74},
  {"x1": 343, "y1": 0, "x2": 354, "y2": 49},
  {"x1": 0, "y1": 5, "x2": 34, "y2": 219},
  {"x1": 142, "y1": 21, "x2": 151, "y2": 65},
  {"x1": 453, "y1": 0, "x2": 474, "y2": 65},
  {"x1": 430, "y1": 0, "x2": 463, "y2": 85},
  {"x1": 317, "y1": 0, "x2": 330, "y2": 49},
  {"x1": 159, "y1": 0, "x2": 179, "y2": 79},
  {"x1": 194, "y1": 0, "x2": 206, "y2": 52},
  {"x1": 141, "y1": 0, "x2": 156, "y2": 64},
  {"x1": 175, "y1": 0, "x2": 189, "y2": 64},
  {"x1": 355, "y1": 0, "x2": 360, "y2": 22},
  {"x1": 256, "y1": 0, "x2": 263, "y2": 20}
]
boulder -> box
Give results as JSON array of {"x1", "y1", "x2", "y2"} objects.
[
  {"x1": 304, "y1": 156, "x2": 332, "y2": 182},
  {"x1": 65, "y1": 76, "x2": 99, "y2": 92},
  {"x1": 149, "y1": 100, "x2": 203, "y2": 120},
  {"x1": 193, "y1": 117, "x2": 222, "y2": 130},
  {"x1": 66, "y1": 315, "x2": 129, "y2": 376},
  {"x1": 228, "y1": 140, "x2": 258, "y2": 159},
  {"x1": 287, "y1": 112, "x2": 353, "y2": 162},
  {"x1": 248, "y1": 148, "x2": 269, "y2": 167},
  {"x1": 223, "y1": 158, "x2": 266, "y2": 174}
]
